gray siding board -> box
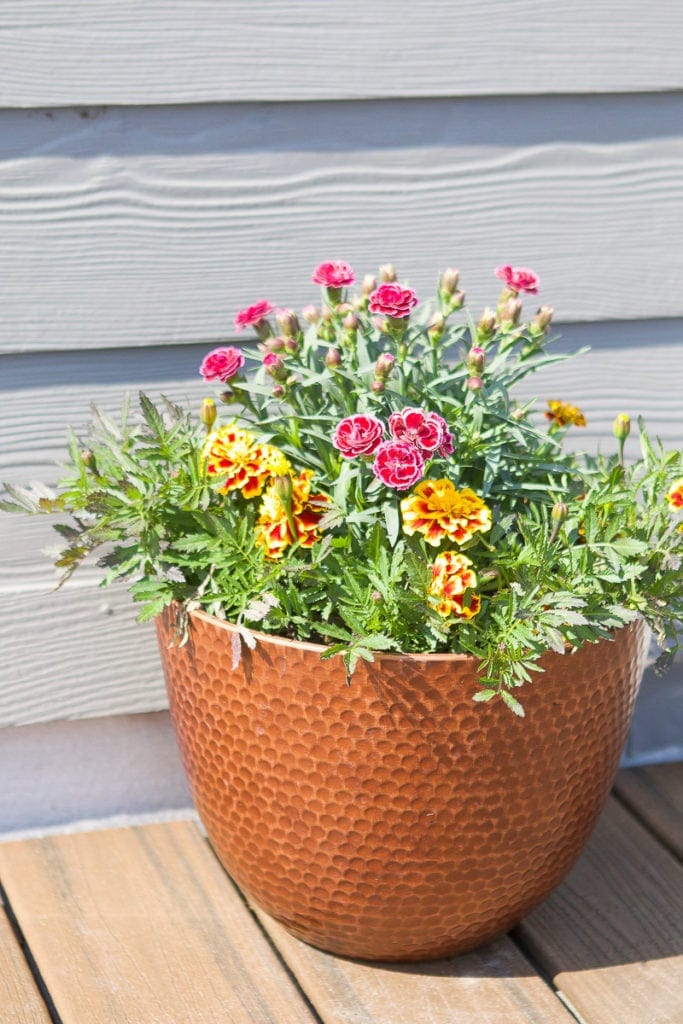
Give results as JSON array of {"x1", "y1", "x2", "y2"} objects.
[
  {"x1": 2, "y1": 98, "x2": 683, "y2": 354},
  {"x1": 1, "y1": 1, "x2": 682, "y2": 105}
]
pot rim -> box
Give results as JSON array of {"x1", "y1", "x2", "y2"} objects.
[
  {"x1": 187, "y1": 607, "x2": 635, "y2": 665},
  {"x1": 188, "y1": 607, "x2": 479, "y2": 663}
]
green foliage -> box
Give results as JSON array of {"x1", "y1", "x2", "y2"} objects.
[{"x1": 2, "y1": 266, "x2": 682, "y2": 714}]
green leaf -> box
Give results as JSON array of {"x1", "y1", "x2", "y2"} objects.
[
  {"x1": 384, "y1": 502, "x2": 400, "y2": 547},
  {"x1": 501, "y1": 690, "x2": 526, "y2": 717}
]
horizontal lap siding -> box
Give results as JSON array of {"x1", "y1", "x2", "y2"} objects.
[
  {"x1": 1, "y1": 97, "x2": 683, "y2": 353},
  {"x1": 0, "y1": 7, "x2": 681, "y2": 738},
  {"x1": 0, "y1": 1, "x2": 682, "y2": 104}
]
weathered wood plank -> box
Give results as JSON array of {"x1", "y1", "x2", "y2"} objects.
[
  {"x1": 0, "y1": 583, "x2": 166, "y2": 726},
  {"x1": 614, "y1": 762, "x2": 683, "y2": 861},
  {"x1": 515, "y1": 796, "x2": 683, "y2": 1024},
  {"x1": 0, "y1": 1, "x2": 682, "y2": 105},
  {"x1": 0, "y1": 821, "x2": 316, "y2": 1024},
  {"x1": 2, "y1": 100, "x2": 683, "y2": 353},
  {"x1": 0, "y1": 907, "x2": 52, "y2": 1024},
  {"x1": 257, "y1": 910, "x2": 574, "y2": 1024}
]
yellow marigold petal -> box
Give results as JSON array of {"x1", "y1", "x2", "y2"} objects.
[
  {"x1": 666, "y1": 478, "x2": 683, "y2": 510},
  {"x1": 401, "y1": 479, "x2": 491, "y2": 546}
]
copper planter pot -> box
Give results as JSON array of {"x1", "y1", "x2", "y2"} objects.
[{"x1": 157, "y1": 608, "x2": 648, "y2": 962}]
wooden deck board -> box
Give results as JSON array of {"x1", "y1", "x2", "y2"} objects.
[
  {"x1": 614, "y1": 761, "x2": 683, "y2": 860},
  {"x1": 256, "y1": 912, "x2": 574, "y2": 1024},
  {"x1": 0, "y1": 821, "x2": 316, "y2": 1024},
  {"x1": 0, "y1": 765, "x2": 681, "y2": 1024},
  {"x1": 515, "y1": 795, "x2": 683, "y2": 1024},
  {"x1": 0, "y1": 907, "x2": 51, "y2": 1024}
]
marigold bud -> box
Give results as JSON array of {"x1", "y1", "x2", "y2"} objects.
[
  {"x1": 81, "y1": 449, "x2": 95, "y2": 467},
  {"x1": 274, "y1": 474, "x2": 293, "y2": 507},
  {"x1": 302, "y1": 304, "x2": 320, "y2": 324},
  {"x1": 325, "y1": 348, "x2": 342, "y2": 368},
  {"x1": 199, "y1": 397, "x2": 217, "y2": 430},
  {"x1": 551, "y1": 501, "x2": 568, "y2": 523},
  {"x1": 379, "y1": 264, "x2": 397, "y2": 283},
  {"x1": 439, "y1": 267, "x2": 459, "y2": 295},
  {"x1": 467, "y1": 346, "x2": 486, "y2": 375},
  {"x1": 613, "y1": 413, "x2": 631, "y2": 441},
  {"x1": 362, "y1": 274, "x2": 377, "y2": 295}
]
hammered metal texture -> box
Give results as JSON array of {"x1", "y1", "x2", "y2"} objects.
[{"x1": 156, "y1": 609, "x2": 648, "y2": 962}]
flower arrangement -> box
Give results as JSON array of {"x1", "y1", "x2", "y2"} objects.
[{"x1": 3, "y1": 261, "x2": 682, "y2": 714}]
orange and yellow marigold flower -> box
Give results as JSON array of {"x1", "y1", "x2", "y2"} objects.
[
  {"x1": 203, "y1": 423, "x2": 290, "y2": 498},
  {"x1": 545, "y1": 400, "x2": 587, "y2": 428},
  {"x1": 400, "y1": 479, "x2": 491, "y2": 547},
  {"x1": 255, "y1": 470, "x2": 329, "y2": 560},
  {"x1": 428, "y1": 551, "x2": 481, "y2": 621},
  {"x1": 667, "y1": 478, "x2": 683, "y2": 510}
]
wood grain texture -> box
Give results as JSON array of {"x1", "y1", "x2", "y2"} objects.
[
  {"x1": 0, "y1": 821, "x2": 316, "y2": 1024},
  {"x1": 0, "y1": 1, "x2": 682, "y2": 105},
  {"x1": 257, "y1": 911, "x2": 574, "y2": 1024},
  {"x1": 0, "y1": 583, "x2": 166, "y2": 727},
  {"x1": 0, "y1": 908, "x2": 51, "y2": 1024},
  {"x1": 614, "y1": 762, "x2": 683, "y2": 860},
  {"x1": 1, "y1": 99, "x2": 683, "y2": 353},
  {"x1": 515, "y1": 796, "x2": 683, "y2": 1024}
]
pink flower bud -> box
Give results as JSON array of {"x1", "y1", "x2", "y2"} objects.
[
  {"x1": 371, "y1": 380, "x2": 385, "y2": 393},
  {"x1": 467, "y1": 376, "x2": 483, "y2": 391},
  {"x1": 263, "y1": 336, "x2": 285, "y2": 353},
  {"x1": 439, "y1": 267, "x2": 459, "y2": 295},
  {"x1": 530, "y1": 305, "x2": 554, "y2": 337},
  {"x1": 476, "y1": 313, "x2": 496, "y2": 345},
  {"x1": 275, "y1": 307, "x2": 300, "y2": 337},
  {"x1": 325, "y1": 348, "x2": 342, "y2": 368},
  {"x1": 271, "y1": 385, "x2": 285, "y2": 398},
  {"x1": 499, "y1": 298, "x2": 522, "y2": 327},
  {"x1": 263, "y1": 352, "x2": 288, "y2": 382},
  {"x1": 362, "y1": 274, "x2": 378, "y2": 295},
  {"x1": 379, "y1": 263, "x2": 397, "y2": 283},
  {"x1": 342, "y1": 311, "x2": 359, "y2": 331},
  {"x1": 467, "y1": 346, "x2": 486, "y2": 374},
  {"x1": 302, "y1": 304, "x2": 320, "y2": 324},
  {"x1": 374, "y1": 351, "x2": 395, "y2": 379},
  {"x1": 428, "y1": 313, "x2": 446, "y2": 340},
  {"x1": 284, "y1": 337, "x2": 299, "y2": 354}
]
